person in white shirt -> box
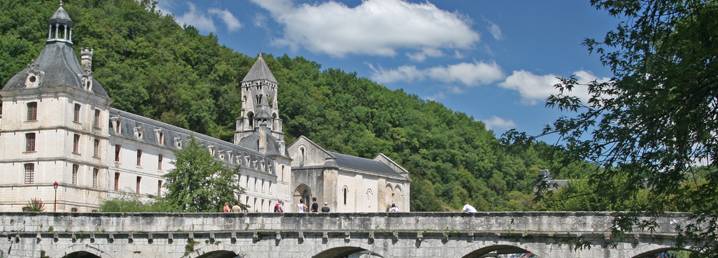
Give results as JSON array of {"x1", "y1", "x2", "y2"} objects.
[
  {"x1": 462, "y1": 203, "x2": 478, "y2": 213},
  {"x1": 388, "y1": 203, "x2": 400, "y2": 213},
  {"x1": 297, "y1": 199, "x2": 307, "y2": 213}
]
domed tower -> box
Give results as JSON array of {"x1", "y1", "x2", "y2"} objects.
[
  {"x1": 235, "y1": 54, "x2": 284, "y2": 153},
  {"x1": 0, "y1": 2, "x2": 111, "y2": 212}
]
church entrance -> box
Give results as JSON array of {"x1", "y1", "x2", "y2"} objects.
[{"x1": 293, "y1": 184, "x2": 311, "y2": 212}]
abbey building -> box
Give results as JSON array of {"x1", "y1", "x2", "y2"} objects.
[{"x1": 0, "y1": 4, "x2": 410, "y2": 213}]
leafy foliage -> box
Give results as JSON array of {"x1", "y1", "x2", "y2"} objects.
[
  {"x1": 23, "y1": 198, "x2": 45, "y2": 212},
  {"x1": 99, "y1": 196, "x2": 174, "y2": 212},
  {"x1": 504, "y1": 0, "x2": 718, "y2": 255},
  {"x1": 0, "y1": 0, "x2": 584, "y2": 212},
  {"x1": 163, "y1": 138, "x2": 245, "y2": 212}
]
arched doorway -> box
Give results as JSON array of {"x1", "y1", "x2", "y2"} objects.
[
  {"x1": 196, "y1": 250, "x2": 241, "y2": 258},
  {"x1": 633, "y1": 248, "x2": 698, "y2": 258},
  {"x1": 462, "y1": 245, "x2": 537, "y2": 258},
  {"x1": 293, "y1": 184, "x2": 311, "y2": 212},
  {"x1": 313, "y1": 247, "x2": 383, "y2": 258},
  {"x1": 62, "y1": 251, "x2": 101, "y2": 258}
]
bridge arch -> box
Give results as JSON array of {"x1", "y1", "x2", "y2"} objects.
[
  {"x1": 461, "y1": 245, "x2": 538, "y2": 258},
  {"x1": 312, "y1": 246, "x2": 383, "y2": 258},
  {"x1": 62, "y1": 251, "x2": 101, "y2": 258},
  {"x1": 194, "y1": 250, "x2": 241, "y2": 258},
  {"x1": 60, "y1": 245, "x2": 108, "y2": 258},
  {"x1": 632, "y1": 247, "x2": 697, "y2": 258}
]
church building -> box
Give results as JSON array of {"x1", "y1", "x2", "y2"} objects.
[{"x1": 0, "y1": 4, "x2": 410, "y2": 213}]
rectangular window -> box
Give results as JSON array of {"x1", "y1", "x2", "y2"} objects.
[
  {"x1": 24, "y1": 163, "x2": 34, "y2": 184},
  {"x1": 93, "y1": 139, "x2": 100, "y2": 158},
  {"x1": 157, "y1": 180, "x2": 162, "y2": 197},
  {"x1": 114, "y1": 144, "x2": 121, "y2": 162},
  {"x1": 72, "y1": 164, "x2": 79, "y2": 185},
  {"x1": 136, "y1": 176, "x2": 141, "y2": 194},
  {"x1": 114, "y1": 172, "x2": 120, "y2": 191},
  {"x1": 25, "y1": 133, "x2": 36, "y2": 152},
  {"x1": 136, "y1": 149, "x2": 142, "y2": 167},
  {"x1": 158, "y1": 154, "x2": 163, "y2": 170},
  {"x1": 73, "y1": 103, "x2": 81, "y2": 123},
  {"x1": 73, "y1": 134, "x2": 80, "y2": 154},
  {"x1": 92, "y1": 168, "x2": 99, "y2": 188},
  {"x1": 26, "y1": 102, "x2": 37, "y2": 121},
  {"x1": 93, "y1": 109, "x2": 101, "y2": 128}
]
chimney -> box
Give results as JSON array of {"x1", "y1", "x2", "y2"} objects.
[{"x1": 80, "y1": 48, "x2": 93, "y2": 74}]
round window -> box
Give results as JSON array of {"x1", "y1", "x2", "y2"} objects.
[{"x1": 28, "y1": 76, "x2": 36, "y2": 83}]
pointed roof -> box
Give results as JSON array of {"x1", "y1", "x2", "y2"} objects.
[
  {"x1": 49, "y1": 4, "x2": 72, "y2": 25},
  {"x1": 242, "y1": 54, "x2": 277, "y2": 83}
]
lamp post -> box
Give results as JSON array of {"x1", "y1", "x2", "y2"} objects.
[{"x1": 53, "y1": 181, "x2": 59, "y2": 212}]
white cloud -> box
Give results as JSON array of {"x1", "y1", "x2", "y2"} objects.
[
  {"x1": 486, "y1": 20, "x2": 503, "y2": 40},
  {"x1": 175, "y1": 3, "x2": 217, "y2": 33},
  {"x1": 482, "y1": 116, "x2": 516, "y2": 130},
  {"x1": 407, "y1": 48, "x2": 444, "y2": 62},
  {"x1": 254, "y1": 13, "x2": 268, "y2": 28},
  {"x1": 208, "y1": 8, "x2": 242, "y2": 32},
  {"x1": 370, "y1": 61, "x2": 504, "y2": 87},
  {"x1": 426, "y1": 91, "x2": 447, "y2": 102},
  {"x1": 251, "y1": 0, "x2": 480, "y2": 57},
  {"x1": 499, "y1": 70, "x2": 608, "y2": 105}
]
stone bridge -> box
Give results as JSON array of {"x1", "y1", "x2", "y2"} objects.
[{"x1": 0, "y1": 212, "x2": 691, "y2": 258}]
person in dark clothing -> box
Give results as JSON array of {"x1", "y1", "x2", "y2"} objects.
[
  {"x1": 310, "y1": 197, "x2": 319, "y2": 212},
  {"x1": 320, "y1": 202, "x2": 330, "y2": 213}
]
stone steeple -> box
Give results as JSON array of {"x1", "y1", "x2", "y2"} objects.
[
  {"x1": 242, "y1": 53, "x2": 277, "y2": 83},
  {"x1": 235, "y1": 54, "x2": 285, "y2": 155}
]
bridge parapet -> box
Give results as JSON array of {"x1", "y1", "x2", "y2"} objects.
[
  {"x1": 0, "y1": 211, "x2": 688, "y2": 235},
  {"x1": 0, "y1": 212, "x2": 694, "y2": 258}
]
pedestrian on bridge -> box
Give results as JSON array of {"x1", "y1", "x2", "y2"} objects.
[{"x1": 462, "y1": 203, "x2": 477, "y2": 213}]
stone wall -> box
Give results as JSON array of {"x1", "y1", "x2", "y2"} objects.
[{"x1": 0, "y1": 212, "x2": 690, "y2": 258}]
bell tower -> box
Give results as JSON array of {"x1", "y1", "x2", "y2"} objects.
[{"x1": 235, "y1": 54, "x2": 284, "y2": 151}]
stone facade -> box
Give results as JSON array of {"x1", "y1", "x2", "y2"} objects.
[
  {"x1": 0, "y1": 212, "x2": 692, "y2": 258},
  {"x1": 288, "y1": 137, "x2": 410, "y2": 213},
  {"x1": 0, "y1": 4, "x2": 409, "y2": 214}
]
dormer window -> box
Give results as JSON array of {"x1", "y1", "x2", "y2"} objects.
[
  {"x1": 110, "y1": 117, "x2": 121, "y2": 134},
  {"x1": 174, "y1": 137, "x2": 183, "y2": 149},
  {"x1": 154, "y1": 129, "x2": 164, "y2": 145},
  {"x1": 25, "y1": 73, "x2": 40, "y2": 88},
  {"x1": 134, "y1": 126, "x2": 143, "y2": 140},
  {"x1": 208, "y1": 145, "x2": 215, "y2": 156}
]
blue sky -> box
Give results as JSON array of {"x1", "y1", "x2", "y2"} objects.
[{"x1": 156, "y1": 0, "x2": 617, "y2": 138}]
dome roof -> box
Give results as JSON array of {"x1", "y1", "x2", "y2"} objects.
[
  {"x1": 49, "y1": 6, "x2": 73, "y2": 25},
  {"x1": 2, "y1": 42, "x2": 108, "y2": 98}
]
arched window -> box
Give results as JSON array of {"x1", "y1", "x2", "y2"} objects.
[
  {"x1": 299, "y1": 146, "x2": 306, "y2": 166},
  {"x1": 247, "y1": 112, "x2": 254, "y2": 128},
  {"x1": 343, "y1": 186, "x2": 348, "y2": 205}
]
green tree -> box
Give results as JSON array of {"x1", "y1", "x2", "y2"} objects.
[
  {"x1": 505, "y1": 0, "x2": 717, "y2": 255},
  {"x1": 163, "y1": 138, "x2": 245, "y2": 212}
]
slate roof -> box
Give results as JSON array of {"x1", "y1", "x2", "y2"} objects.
[
  {"x1": 110, "y1": 108, "x2": 276, "y2": 174},
  {"x1": 328, "y1": 151, "x2": 405, "y2": 179},
  {"x1": 2, "y1": 42, "x2": 109, "y2": 98},
  {"x1": 242, "y1": 54, "x2": 276, "y2": 83},
  {"x1": 49, "y1": 6, "x2": 72, "y2": 25},
  {"x1": 238, "y1": 126, "x2": 283, "y2": 156}
]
